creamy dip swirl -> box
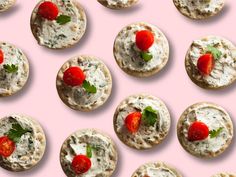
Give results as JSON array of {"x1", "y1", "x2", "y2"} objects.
[
  {"x1": 114, "y1": 22, "x2": 169, "y2": 77},
  {"x1": 178, "y1": 103, "x2": 233, "y2": 158},
  {"x1": 0, "y1": 42, "x2": 29, "y2": 97},
  {"x1": 114, "y1": 94, "x2": 170, "y2": 149},
  {"x1": 31, "y1": 0, "x2": 86, "y2": 49},
  {"x1": 0, "y1": 0, "x2": 15, "y2": 12},
  {"x1": 186, "y1": 36, "x2": 236, "y2": 89},
  {"x1": 60, "y1": 129, "x2": 117, "y2": 177}
]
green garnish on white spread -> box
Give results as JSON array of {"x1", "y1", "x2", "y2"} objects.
[
  {"x1": 142, "y1": 106, "x2": 159, "y2": 126},
  {"x1": 7, "y1": 123, "x2": 31, "y2": 143},
  {"x1": 140, "y1": 51, "x2": 153, "y2": 62},
  {"x1": 82, "y1": 80, "x2": 97, "y2": 94},
  {"x1": 3, "y1": 64, "x2": 18, "y2": 73},
  {"x1": 209, "y1": 127, "x2": 223, "y2": 138},
  {"x1": 206, "y1": 45, "x2": 222, "y2": 60},
  {"x1": 56, "y1": 15, "x2": 71, "y2": 25}
]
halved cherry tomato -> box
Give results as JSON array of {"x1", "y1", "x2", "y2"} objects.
[
  {"x1": 197, "y1": 53, "x2": 214, "y2": 75},
  {"x1": 0, "y1": 49, "x2": 4, "y2": 64},
  {"x1": 63, "y1": 67, "x2": 86, "y2": 86},
  {"x1": 125, "y1": 112, "x2": 142, "y2": 133},
  {"x1": 188, "y1": 121, "x2": 209, "y2": 141},
  {"x1": 135, "y1": 30, "x2": 154, "y2": 51},
  {"x1": 72, "y1": 155, "x2": 91, "y2": 174},
  {"x1": 0, "y1": 136, "x2": 15, "y2": 157},
  {"x1": 37, "y1": 1, "x2": 59, "y2": 20}
]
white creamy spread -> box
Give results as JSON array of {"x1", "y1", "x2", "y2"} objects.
[
  {"x1": 115, "y1": 95, "x2": 170, "y2": 149},
  {"x1": 107, "y1": 0, "x2": 128, "y2": 5},
  {"x1": 0, "y1": 0, "x2": 14, "y2": 11},
  {"x1": 146, "y1": 168, "x2": 177, "y2": 177},
  {"x1": 61, "y1": 129, "x2": 117, "y2": 177},
  {"x1": 0, "y1": 42, "x2": 29, "y2": 96},
  {"x1": 32, "y1": 0, "x2": 86, "y2": 49},
  {"x1": 175, "y1": 0, "x2": 224, "y2": 18},
  {"x1": 114, "y1": 23, "x2": 169, "y2": 72},
  {"x1": 0, "y1": 115, "x2": 45, "y2": 171},
  {"x1": 213, "y1": 173, "x2": 236, "y2": 177},
  {"x1": 57, "y1": 56, "x2": 112, "y2": 110},
  {"x1": 187, "y1": 36, "x2": 236, "y2": 88},
  {"x1": 181, "y1": 104, "x2": 233, "y2": 155}
]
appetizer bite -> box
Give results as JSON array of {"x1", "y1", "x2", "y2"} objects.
[
  {"x1": 97, "y1": 0, "x2": 139, "y2": 9},
  {"x1": 0, "y1": 42, "x2": 29, "y2": 97},
  {"x1": 131, "y1": 162, "x2": 182, "y2": 177},
  {"x1": 0, "y1": 114, "x2": 46, "y2": 171},
  {"x1": 212, "y1": 173, "x2": 236, "y2": 177},
  {"x1": 0, "y1": 0, "x2": 16, "y2": 12},
  {"x1": 113, "y1": 22, "x2": 169, "y2": 77},
  {"x1": 173, "y1": 0, "x2": 225, "y2": 20},
  {"x1": 30, "y1": 0, "x2": 86, "y2": 49},
  {"x1": 113, "y1": 94, "x2": 170, "y2": 150},
  {"x1": 185, "y1": 36, "x2": 236, "y2": 89},
  {"x1": 60, "y1": 129, "x2": 118, "y2": 177},
  {"x1": 56, "y1": 55, "x2": 112, "y2": 111},
  {"x1": 177, "y1": 102, "x2": 233, "y2": 158}
]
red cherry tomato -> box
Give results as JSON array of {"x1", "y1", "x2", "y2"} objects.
[
  {"x1": 125, "y1": 112, "x2": 142, "y2": 133},
  {"x1": 0, "y1": 49, "x2": 4, "y2": 64},
  {"x1": 135, "y1": 30, "x2": 154, "y2": 51},
  {"x1": 63, "y1": 67, "x2": 86, "y2": 87},
  {"x1": 37, "y1": 1, "x2": 59, "y2": 20},
  {"x1": 72, "y1": 155, "x2": 92, "y2": 174},
  {"x1": 0, "y1": 136, "x2": 15, "y2": 158},
  {"x1": 188, "y1": 121, "x2": 209, "y2": 141},
  {"x1": 197, "y1": 53, "x2": 214, "y2": 75}
]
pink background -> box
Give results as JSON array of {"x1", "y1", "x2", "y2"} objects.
[{"x1": 0, "y1": 0, "x2": 236, "y2": 176}]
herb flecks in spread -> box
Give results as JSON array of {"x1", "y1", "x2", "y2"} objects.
[
  {"x1": 38, "y1": 1, "x2": 71, "y2": 25},
  {"x1": 197, "y1": 46, "x2": 222, "y2": 75},
  {"x1": 63, "y1": 66, "x2": 97, "y2": 94},
  {"x1": 188, "y1": 121, "x2": 223, "y2": 141},
  {"x1": 135, "y1": 30, "x2": 154, "y2": 62},
  {"x1": 125, "y1": 106, "x2": 159, "y2": 133},
  {"x1": 0, "y1": 123, "x2": 30, "y2": 157}
]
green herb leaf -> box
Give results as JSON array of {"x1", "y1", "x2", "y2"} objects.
[
  {"x1": 140, "y1": 51, "x2": 153, "y2": 62},
  {"x1": 209, "y1": 127, "x2": 223, "y2": 138},
  {"x1": 206, "y1": 45, "x2": 222, "y2": 60},
  {"x1": 82, "y1": 80, "x2": 97, "y2": 94},
  {"x1": 56, "y1": 15, "x2": 71, "y2": 25},
  {"x1": 86, "y1": 144, "x2": 92, "y2": 158},
  {"x1": 142, "y1": 106, "x2": 159, "y2": 126},
  {"x1": 3, "y1": 64, "x2": 18, "y2": 73},
  {"x1": 7, "y1": 123, "x2": 31, "y2": 143}
]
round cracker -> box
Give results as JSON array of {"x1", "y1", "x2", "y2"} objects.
[
  {"x1": 177, "y1": 102, "x2": 233, "y2": 158},
  {"x1": 0, "y1": 0, "x2": 16, "y2": 12},
  {"x1": 0, "y1": 42, "x2": 29, "y2": 97},
  {"x1": 113, "y1": 94, "x2": 171, "y2": 150},
  {"x1": 30, "y1": 0, "x2": 86, "y2": 49},
  {"x1": 0, "y1": 114, "x2": 46, "y2": 172},
  {"x1": 185, "y1": 36, "x2": 236, "y2": 90},
  {"x1": 97, "y1": 0, "x2": 139, "y2": 9},
  {"x1": 212, "y1": 173, "x2": 236, "y2": 177},
  {"x1": 60, "y1": 129, "x2": 118, "y2": 177},
  {"x1": 173, "y1": 0, "x2": 225, "y2": 20},
  {"x1": 56, "y1": 55, "x2": 112, "y2": 112},
  {"x1": 131, "y1": 161, "x2": 182, "y2": 177},
  {"x1": 113, "y1": 22, "x2": 169, "y2": 78}
]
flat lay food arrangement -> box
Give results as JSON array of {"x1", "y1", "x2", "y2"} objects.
[{"x1": 0, "y1": 0, "x2": 236, "y2": 177}]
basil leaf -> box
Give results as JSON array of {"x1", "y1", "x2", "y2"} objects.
[
  {"x1": 82, "y1": 80, "x2": 97, "y2": 94},
  {"x1": 206, "y1": 45, "x2": 222, "y2": 60},
  {"x1": 7, "y1": 123, "x2": 31, "y2": 143},
  {"x1": 56, "y1": 15, "x2": 71, "y2": 25},
  {"x1": 209, "y1": 127, "x2": 223, "y2": 138},
  {"x1": 142, "y1": 106, "x2": 159, "y2": 126},
  {"x1": 86, "y1": 144, "x2": 92, "y2": 158},
  {"x1": 3, "y1": 64, "x2": 18, "y2": 73},
  {"x1": 140, "y1": 51, "x2": 153, "y2": 62}
]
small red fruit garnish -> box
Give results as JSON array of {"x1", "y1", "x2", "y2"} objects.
[
  {"x1": 63, "y1": 67, "x2": 86, "y2": 87},
  {"x1": 0, "y1": 136, "x2": 15, "y2": 158},
  {"x1": 197, "y1": 53, "x2": 214, "y2": 75},
  {"x1": 72, "y1": 155, "x2": 92, "y2": 174},
  {"x1": 125, "y1": 112, "x2": 142, "y2": 133},
  {"x1": 188, "y1": 121, "x2": 209, "y2": 141},
  {"x1": 135, "y1": 30, "x2": 154, "y2": 51},
  {"x1": 37, "y1": 1, "x2": 59, "y2": 20},
  {"x1": 0, "y1": 49, "x2": 4, "y2": 64}
]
